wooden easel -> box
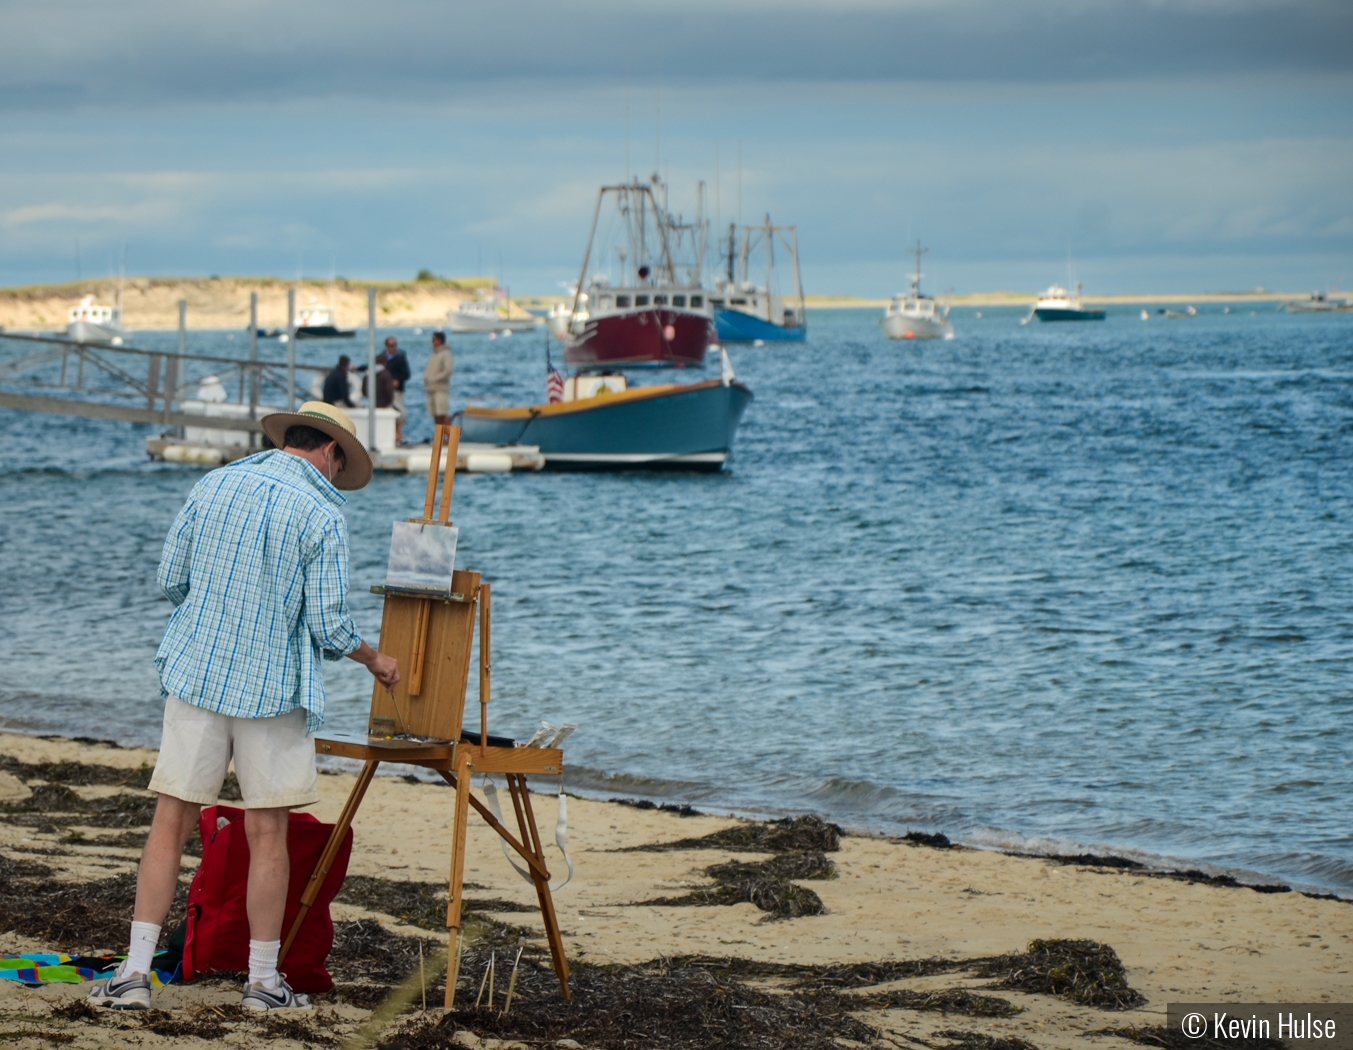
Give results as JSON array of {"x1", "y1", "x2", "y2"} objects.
[{"x1": 280, "y1": 424, "x2": 571, "y2": 1005}]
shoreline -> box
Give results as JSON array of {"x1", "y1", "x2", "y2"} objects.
[
  {"x1": 2, "y1": 731, "x2": 1350, "y2": 1048},
  {"x1": 6, "y1": 723, "x2": 1347, "y2": 903},
  {"x1": 0, "y1": 277, "x2": 1327, "y2": 331}
]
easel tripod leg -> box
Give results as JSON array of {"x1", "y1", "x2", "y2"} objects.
[
  {"x1": 444, "y1": 750, "x2": 472, "y2": 1009},
  {"x1": 507, "y1": 774, "x2": 571, "y2": 999},
  {"x1": 280, "y1": 759, "x2": 379, "y2": 963}
]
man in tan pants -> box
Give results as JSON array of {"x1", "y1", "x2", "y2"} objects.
[{"x1": 424, "y1": 329, "x2": 454, "y2": 427}]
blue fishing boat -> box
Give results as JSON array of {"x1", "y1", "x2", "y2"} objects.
[
  {"x1": 711, "y1": 216, "x2": 806, "y2": 343},
  {"x1": 459, "y1": 369, "x2": 752, "y2": 472}
]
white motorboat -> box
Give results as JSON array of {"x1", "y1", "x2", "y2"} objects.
[
  {"x1": 1024, "y1": 282, "x2": 1106, "y2": 323},
  {"x1": 447, "y1": 290, "x2": 541, "y2": 333},
  {"x1": 1284, "y1": 291, "x2": 1346, "y2": 314},
  {"x1": 880, "y1": 241, "x2": 953, "y2": 341},
  {"x1": 66, "y1": 295, "x2": 127, "y2": 345},
  {"x1": 294, "y1": 301, "x2": 355, "y2": 339}
]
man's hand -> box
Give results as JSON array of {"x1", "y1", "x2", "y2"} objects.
[{"x1": 348, "y1": 641, "x2": 400, "y2": 694}]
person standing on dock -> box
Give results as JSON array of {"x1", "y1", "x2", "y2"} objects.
[
  {"x1": 87, "y1": 402, "x2": 399, "y2": 1014},
  {"x1": 384, "y1": 336, "x2": 411, "y2": 445},
  {"x1": 321, "y1": 355, "x2": 355, "y2": 407},
  {"x1": 423, "y1": 329, "x2": 454, "y2": 428},
  {"x1": 361, "y1": 351, "x2": 395, "y2": 409}
]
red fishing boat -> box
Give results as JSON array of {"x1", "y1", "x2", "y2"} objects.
[{"x1": 558, "y1": 178, "x2": 716, "y2": 368}]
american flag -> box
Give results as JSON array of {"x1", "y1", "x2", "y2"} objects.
[{"x1": 546, "y1": 367, "x2": 565, "y2": 403}]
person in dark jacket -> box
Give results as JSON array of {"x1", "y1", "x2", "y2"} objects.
[
  {"x1": 321, "y1": 356, "x2": 354, "y2": 407},
  {"x1": 361, "y1": 352, "x2": 395, "y2": 409},
  {"x1": 383, "y1": 337, "x2": 411, "y2": 445}
]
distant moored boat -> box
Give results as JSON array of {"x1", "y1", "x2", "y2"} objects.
[
  {"x1": 880, "y1": 241, "x2": 953, "y2": 341},
  {"x1": 1028, "y1": 282, "x2": 1106, "y2": 323}
]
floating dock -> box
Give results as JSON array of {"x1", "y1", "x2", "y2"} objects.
[{"x1": 145, "y1": 437, "x2": 545, "y2": 473}]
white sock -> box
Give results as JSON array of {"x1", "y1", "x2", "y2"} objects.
[
  {"x1": 125, "y1": 921, "x2": 161, "y2": 976},
  {"x1": 248, "y1": 939, "x2": 281, "y2": 989}
]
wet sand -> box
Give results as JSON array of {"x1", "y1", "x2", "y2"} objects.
[{"x1": 0, "y1": 732, "x2": 1348, "y2": 1049}]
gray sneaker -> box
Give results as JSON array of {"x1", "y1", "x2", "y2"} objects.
[
  {"x1": 87, "y1": 966, "x2": 151, "y2": 1010},
  {"x1": 241, "y1": 976, "x2": 313, "y2": 1012}
]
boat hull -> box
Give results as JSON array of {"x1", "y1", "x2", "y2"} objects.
[
  {"x1": 295, "y1": 325, "x2": 356, "y2": 339},
  {"x1": 1034, "y1": 308, "x2": 1105, "y2": 322},
  {"x1": 460, "y1": 379, "x2": 753, "y2": 471},
  {"x1": 66, "y1": 321, "x2": 127, "y2": 344},
  {"x1": 715, "y1": 309, "x2": 806, "y2": 343},
  {"x1": 565, "y1": 309, "x2": 713, "y2": 368},
  {"x1": 880, "y1": 313, "x2": 953, "y2": 340},
  {"x1": 447, "y1": 315, "x2": 541, "y2": 333}
]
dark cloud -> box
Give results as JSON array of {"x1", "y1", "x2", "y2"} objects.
[{"x1": 1, "y1": 0, "x2": 1350, "y2": 108}]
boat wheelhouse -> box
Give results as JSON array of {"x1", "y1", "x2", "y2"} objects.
[
  {"x1": 66, "y1": 295, "x2": 127, "y2": 345},
  {"x1": 558, "y1": 177, "x2": 716, "y2": 368}
]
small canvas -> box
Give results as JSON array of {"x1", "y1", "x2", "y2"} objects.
[{"x1": 385, "y1": 521, "x2": 459, "y2": 594}]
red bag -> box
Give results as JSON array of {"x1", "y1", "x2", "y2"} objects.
[{"x1": 181, "y1": 805, "x2": 352, "y2": 993}]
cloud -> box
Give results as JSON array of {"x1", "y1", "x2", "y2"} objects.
[{"x1": 0, "y1": 0, "x2": 1350, "y2": 110}]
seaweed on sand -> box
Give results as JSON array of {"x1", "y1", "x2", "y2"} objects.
[
  {"x1": 973, "y1": 939, "x2": 1146, "y2": 1010},
  {"x1": 0, "y1": 755, "x2": 153, "y2": 789},
  {"x1": 1099, "y1": 1024, "x2": 1285, "y2": 1050},
  {"x1": 382, "y1": 956, "x2": 880, "y2": 1050},
  {"x1": 336, "y1": 874, "x2": 534, "y2": 931},
  {"x1": 932, "y1": 1029, "x2": 1040, "y2": 1050},
  {"x1": 610, "y1": 797, "x2": 704, "y2": 817},
  {"x1": 627, "y1": 814, "x2": 843, "y2": 854},
  {"x1": 637, "y1": 850, "x2": 836, "y2": 919}
]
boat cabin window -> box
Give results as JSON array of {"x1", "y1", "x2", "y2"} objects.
[
  {"x1": 672, "y1": 294, "x2": 686, "y2": 307},
  {"x1": 615, "y1": 295, "x2": 631, "y2": 308},
  {"x1": 730, "y1": 297, "x2": 747, "y2": 305},
  {"x1": 635, "y1": 294, "x2": 650, "y2": 306},
  {"x1": 653, "y1": 294, "x2": 667, "y2": 305}
]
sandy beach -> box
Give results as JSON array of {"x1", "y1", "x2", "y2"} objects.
[
  {"x1": 0, "y1": 731, "x2": 1348, "y2": 1049},
  {"x1": 0, "y1": 277, "x2": 528, "y2": 332},
  {"x1": 0, "y1": 279, "x2": 1317, "y2": 333}
]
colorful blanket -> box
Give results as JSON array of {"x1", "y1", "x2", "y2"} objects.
[{"x1": 0, "y1": 953, "x2": 176, "y2": 987}]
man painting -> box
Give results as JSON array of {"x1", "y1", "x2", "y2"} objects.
[
  {"x1": 423, "y1": 330, "x2": 454, "y2": 427},
  {"x1": 88, "y1": 402, "x2": 399, "y2": 1013}
]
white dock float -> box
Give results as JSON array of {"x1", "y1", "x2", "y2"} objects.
[
  {"x1": 378, "y1": 442, "x2": 545, "y2": 473},
  {"x1": 146, "y1": 437, "x2": 545, "y2": 473}
]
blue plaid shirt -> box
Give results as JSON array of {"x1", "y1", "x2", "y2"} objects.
[{"x1": 155, "y1": 449, "x2": 363, "y2": 733}]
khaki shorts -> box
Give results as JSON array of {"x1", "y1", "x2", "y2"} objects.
[
  {"x1": 392, "y1": 388, "x2": 406, "y2": 419},
  {"x1": 427, "y1": 389, "x2": 450, "y2": 417},
  {"x1": 148, "y1": 696, "x2": 319, "y2": 809}
]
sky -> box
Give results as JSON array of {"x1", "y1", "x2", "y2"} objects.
[{"x1": 1, "y1": 0, "x2": 1351, "y2": 296}]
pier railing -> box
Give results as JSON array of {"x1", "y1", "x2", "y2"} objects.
[{"x1": 0, "y1": 331, "x2": 321, "y2": 435}]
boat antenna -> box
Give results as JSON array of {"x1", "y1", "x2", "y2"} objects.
[
  {"x1": 655, "y1": 81, "x2": 660, "y2": 174},
  {"x1": 911, "y1": 240, "x2": 927, "y2": 296},
  {"x1": 625, "y1": 78, "x2": 631, "y2": 184},
  {"x1": 736, "y1": 141, "x2": 742, "y2": 227}
]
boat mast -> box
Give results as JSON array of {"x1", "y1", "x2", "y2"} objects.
[
  {"x1": 765, "y1": 214, "x2": 773, "y2": 322},
  {"x1": 911, "y1": 240, "x2": 927, "y2": 297},
  {"x1": 570, "y1": 187, "x2": 607, "y2": 322}
]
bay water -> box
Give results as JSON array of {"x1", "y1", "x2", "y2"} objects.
[{"x1": 1, "y1": 307, "x2": 1349, "y2": 893}]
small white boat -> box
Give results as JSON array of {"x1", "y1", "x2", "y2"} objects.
[
  {"x1": 447, "y1": 291, "x2": 541, "y2": 333},
  {"x1": 1284, "y1": 292, "x2": 1344, "y2": 314},
  {"x1": 66, "y1": 295, "x2": 127, "y2": 344},
  {"x1": 880, "y1": 241, "x2": 953, "y2": 341},
  {"x1": 1024, "y1": 283, "x2": 1106, "y2": 323},
  {"x1": 294, "y1": 301, "x2": 355, "y2": 339}
]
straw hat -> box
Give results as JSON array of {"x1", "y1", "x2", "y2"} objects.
[{"x1": 261, "y1": 401, "x2": 373, "y2": 490}]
